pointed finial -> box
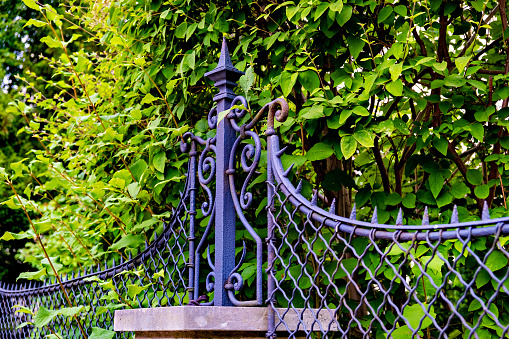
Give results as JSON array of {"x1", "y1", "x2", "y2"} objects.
[
  {"x1": 145, "y1": 240, "x2": 149, "y2": 250},
  {"x1": 422, "y1": 207, "x2": 429, "y2": 225},
  {"x1": 104, "y1": 259, "x2": 108, "y2": 270},
  {"x1": 283, "y1": 163, "x2": 295, "y2": 178},
  {"x1": 311, "y1": 191, "x2": 318, "y2": 206},
  {"x1": 295, "y1": 180, "x2": 303, "y2": 194},
  {"x1": 128, "y1": 252, "x2": 132, "y2": 260},
  {"x1": 396, "y1": 208, "x2": 403, "y2": 225},
  {"x1": 204, "y1": 37, "x2": 244, "y2": 102},
  {"x1": 371, "y1": 206, "x2": 378, "y2": 224},
  {"x1": 329, "y1": 198, "x2": 336, "y2": 214},
  {"x1": 482, "y1": 201, "x2": 490, "y2": 220},
  {"x1": 349, "y1": 204, "x2": 357, "y2": 220},
  {"x1": 112, "y1": 258, "x2": 116, "y2": 267},
  {"x1": 276, "y1": 147, "x2": 288, "y2": 158},
  {"x1": 451, "y1": 205, "x2": 459, "y2": 223}
]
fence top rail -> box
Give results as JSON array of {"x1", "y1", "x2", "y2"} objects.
[
  {"x1": 0, "y1": 162, "x2": 192, "y2": 297},
  {"x1": 267, "y1": 115, "x2": 509, "y2": 240}
]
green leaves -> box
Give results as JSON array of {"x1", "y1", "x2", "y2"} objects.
[
  {"x1": 90, "y1": 327, "x2": 115, "y2": 339},
  {"x1": 389, "y1": 62, "x2": 402, "y2": 82},
  {"x1": 403, "y1": 304, "x2": 436, "y2": 330},
  {"x1": 141, "y1": 93, "x2": 158, "y2": 105},
  {"x1": 474, "y1": 185, "x2": 489, "y2": 199},
  {"x1": 386, "y1": 79, "x2": 403, "y2": 96},
  {"x1": 486, "y1": 251, "x2": 508, "y2": 272},
  {"x1": 443, "y1": 75, "x2": 466, "y2": 87},
  {"x1": 153, "y1": 151, "x2": 166, "y2": 173},
  {"x1": 183, "y1": 51, "x2": 196, "y2": 70},
  {"x1": 353, "y1": 130, "x2": 374, "y2": 147},
  {"x1": 314, "y1": 2, "x2": 329, "y2": 20},
  {"x1": 433, "y1": 137, "x2": 448, "y2": 156},
  {"x1": 347, "y1": 36, "x2": 365, "y2": 60},
  {"x1": 239, "y1": 66, "x2": 255, "y2": 97},
  {"x1": 0, "y1": 231, "x2": 33, "y2": 241},
  {"x1": 341, "y1": 136, "x2": 357, "y2": 159},
  {"x1": 41, "y1": 37, "x2": 61, "y2": 49},
  {"x1": 336, "y1": 5, "x2": 352, "y2": 26},
  {"x1": 22, "y1": 0, "x2": 40, "y2": 10},
  {"x1": 306, "y1": 143, "x2": 334, "y2": 161},
  {"x1": 24, "y1": 19, "x2": 47, "y2": 28},
  {"x1": 466, "y1": 169, "x2": 483, "y2": 185},
  {"x1": 377, "y1": 6, "x2": 393, "y2": 24},
  {"x1": 329, "y1": 1, "x2": 343, "y2": 12},
  {"x1": 455, "y1": 56, "x2": 471, "y2": 73},
  {"x1": 33, "y1": 306, "x2": 84, "y2": 328},
  {"x1": 429, "y1": 171, "x2": 443, "y2": 199},
  {"x1": 299, "y1": 70, "x2": 320, "y2": 92},
  {"x1": 280, "y1": 71, "x2": 298, "y2": 97},
  {"x1": 110, "y1": 235, "x2": 145, "y2": 250},
  {"x1": 17, "y1": 268, "x2": 47, "y2": 281},
  {"x1": 300, "y1": 105, "x2": 324, "y2": 120}
]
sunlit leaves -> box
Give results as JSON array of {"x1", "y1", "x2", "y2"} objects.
[
  {"x1": 33, "y1": 306, "x2": 84, "y2": 328},
  {"x1": 280, "y1": 71, "x2": 298, "y2": 97},
  {"x1": 90, "y1": 327, "x2": 115, "y2": 339},
  {"x1": 22, "y1": 0, "x2": 40, "y2": 10},
  {"x1": 239, "y1": 66, "x2": 255, "y2": 97},
  {"x1": 386, "y1": 79, "x2": 403, "y2": 96},
  {"x1": 455, "y1": 56, "x2": 471, "y2": 73},
  {"x1": 353, "y1": 130, "x2": 374, "y2": 147},
  {"x1": 110, "y1": 235, "x2": 145, "y2": 250},
  {"x1": 341, "y1": 136, "x2": 357, "y2": 159}
]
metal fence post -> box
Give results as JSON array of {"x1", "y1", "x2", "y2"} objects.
[{"x1": 205, "y1": 37, "x2": 244, "y2": 306}]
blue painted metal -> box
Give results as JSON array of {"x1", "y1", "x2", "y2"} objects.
[
  {"x1": 2, "y1": 37, "x2": 509, "y2": 339},
  {"x1": 204, "y1": 38, "x2": 244, "y2": 307}
]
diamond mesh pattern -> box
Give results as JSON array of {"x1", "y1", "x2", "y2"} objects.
[
  {"x1": 0, "y1": 179, "x2": 196, "y2": 338},
  {"x1": 267, "y1": 183, "x2": 509, "y2": 338}
]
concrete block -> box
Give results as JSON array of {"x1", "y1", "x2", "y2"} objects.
[{"x1": 114, "y1": 306, "x2": 338, "y2": 337}]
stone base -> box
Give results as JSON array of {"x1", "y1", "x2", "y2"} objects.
[
  {"x1": 134, "y1": 330, "x2": 269, "y2": 339},
  {"x1": 114, "y1": 306, "x2": 337, "y2": 338}
]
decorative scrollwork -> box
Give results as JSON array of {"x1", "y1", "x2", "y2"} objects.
[
  {"x1": 230, "y1": 95, "x2": 248, "y2": 120},
  {"x1": 208, "y1": 107, "x2": 218, "y2": 129},
  {"x1": 206, "y1": 272, "x2": 215, "y2": 293},
  {"x1": 205, "y1": 244, "x2": 215, "y2": 293},
  {"x1": 198, "y1": 138, "x2": 216, "y2": 217},
  {"x1": 236, "y1": 132, "x2": 261, "y2": 210}
]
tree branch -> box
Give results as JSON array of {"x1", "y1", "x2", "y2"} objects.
[
  {"x1": 448, "y1": 141, "x2": 482, "y2": 207},
  {"x1": 374, "y1": 137, "x2": 391, "y2": 193}
]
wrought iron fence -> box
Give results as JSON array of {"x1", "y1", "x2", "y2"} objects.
[{"x1": 1, "y1": 38, "x2": 509, "y2": 339}]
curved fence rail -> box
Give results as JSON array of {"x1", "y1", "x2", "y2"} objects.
[
  {"x1": 0, "y1": 169, "x2": 194, "y2": 338},
  {"x1": 266, "y1": 130, "x2": 509, "y2": 338},
  {"x1": 2, "y1": 38, "x2": 509, "y2": 339}
]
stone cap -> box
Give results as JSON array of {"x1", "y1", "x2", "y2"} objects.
[{"x1": 114, "y1": 306, "x2": 337, "y2": 333}]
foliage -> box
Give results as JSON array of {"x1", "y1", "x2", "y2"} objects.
[{"x1": 2, "y1": 0, "x2": 509, "y2": 336}]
